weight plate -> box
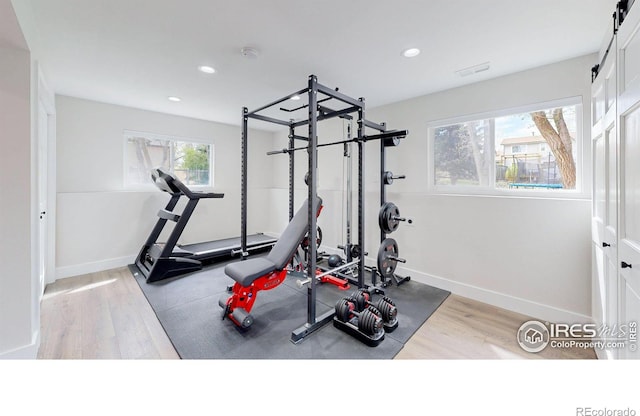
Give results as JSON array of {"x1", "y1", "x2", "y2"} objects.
[
  {"x1": 358, "y1": 308, "x2": 374, "y2": 335},
  {"x1": 378, "y1": 202, "x2": 400, "y2": 234},
  {"x1": 301, "y1": 226, "x2": 322, "y2": 248},
  {"x1": 335, "y1": 298, "x2": 351, "y2": 322},
  {"x1": 377, "y1": 238, "x2": 399, "y2": 280}
]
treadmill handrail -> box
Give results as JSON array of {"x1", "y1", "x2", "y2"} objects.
[{"x1": 153, "y1": 167, "x2": 224, "y2": 200}]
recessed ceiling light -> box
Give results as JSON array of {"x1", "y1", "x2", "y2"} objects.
[
  {"x1": 198, "y1": 65, "x2": 216, "y2": 74},
  {"x1": 402, "y1": 48, "x2": 420, "y2": 58},
  {"x1": 290, "y1": 95, "x2": 301, "y2": 101},
  {"x1": 167, "y1": 96, "x2": 181, "y2": 102}
]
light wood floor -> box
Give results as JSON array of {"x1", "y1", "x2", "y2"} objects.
[
  {"x1": 38, "y1": 267, "x2": 178, "y2": 359},
  {"x1": 37, "y1": 267, "x2": 596, "y2": 359}
]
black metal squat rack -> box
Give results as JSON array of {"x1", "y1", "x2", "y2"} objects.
[{"x1": 240, "y1": 74, "x2": 408, "y2": 344}]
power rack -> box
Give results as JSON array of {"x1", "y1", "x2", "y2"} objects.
[{"x1": 241, "y1": 75, "x2": 408, "y2": 344}]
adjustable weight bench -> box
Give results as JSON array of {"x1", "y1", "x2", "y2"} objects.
[{"x1": 219, "y1": 197, "x2": 323, "y2": 328}]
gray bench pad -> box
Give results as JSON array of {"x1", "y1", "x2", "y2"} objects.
[
  {"x1": 225, "y1": 257, "x2": 277, "y2": 287},
  {"x1": 224, "y1": 197, "x2": 322, "y2": 287}
]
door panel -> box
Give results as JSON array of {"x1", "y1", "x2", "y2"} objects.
[
  {"x1": 37, "y1": 102, "x2": 48, "y2": 297},
  {"x1": 622, "y1": 112, "x2": 640, "y2": 243},
  {"x1": 592, "y1": 35, "x2": 618, "y2": 360},
  {"x1": 592, "y1": 69, "x2": 607, "y2": 335},
  {"x1": 593, "y1": 134, "x2": 606, "y2": 241},
  {"x1": 606, "y1": 127, "x2": 617, "y2": 238},
  {"x1": 620, "y1": 107, "x2": 640, "y2": 305},
  {"x1": 617, "y1": 4, "x2": 640, "y2": 359}
]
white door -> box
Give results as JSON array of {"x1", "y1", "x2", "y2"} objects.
[
  {"x1": 591, "y1": 44, "x2": 619, "y2": 359},
  {"x1": 616, "y1": 5, "x2": 640, "y2": 359},
  {"x1": 37, "y1": 101, "x2": 48, "y2": 298}
]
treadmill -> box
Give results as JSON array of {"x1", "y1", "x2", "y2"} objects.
[{"x1": 135, "y1": 167, "x2": 277, "y2": 282}]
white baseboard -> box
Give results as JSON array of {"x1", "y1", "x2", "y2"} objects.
[
  {"x1": 0, "y1": 332, "x2": 40, "y2": 359},
  {"x1": 53, "y1": 233, "x2": 279, "y2": 281},
  {"x1": 321, "y1": 245, "x2": 591, "y2": 325},
  {"x1": 56, "y1": 255, "x2": 134, "y2": 280},
  {"x1": 395, "y1": 264, "x2": 593, "y2": 325}
]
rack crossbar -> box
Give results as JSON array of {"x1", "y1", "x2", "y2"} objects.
[{"x1": 247, "y1": 87, "x2": 309, "y2": 115}]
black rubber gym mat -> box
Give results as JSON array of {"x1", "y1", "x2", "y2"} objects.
[{"x1": 129, "y1": 259, "x2": 450, "y2": 359}]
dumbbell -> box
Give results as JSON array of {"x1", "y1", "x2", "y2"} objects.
[
  {"x1": 348, "y1": 289, "x2": 398, "y2": 325},
  {"x1": 334, "y1": 298, "x2": 384, "y2": 337},
  {"x1": 383, "y1": 171, "x2": 406, "y2": 185}
]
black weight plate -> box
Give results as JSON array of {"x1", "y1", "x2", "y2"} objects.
[
  {"x1": 335, "y1": 298, "x2": 351, "y2": 322},
  {"x1": 377, "y1": 238, "x2": 399, "y2": 280},
  {"x1": 378, "y1": 202, "x2": 400, "y2": 234},
  {"x1": 388, "y1": 204, "x2": 400, "y2": 232},
  {"x1": 358, "y1": 308, "x2": 374, "y2": 335},
  {"x1": 301, "y1": 225, "x2": 322, "y2": 248},
  {"x1": 378, "y1": 202, "x2": 393, "y2": 233}
]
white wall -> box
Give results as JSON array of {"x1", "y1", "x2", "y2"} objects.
[
  {"x1": 271, "y1": 55, "x2": 595, "y2": 324},
  {"x1": 0, "y1": 18, "x2": 34, "y2": 356},
  {"x1": 55, "y1": 96, "x2": 275, "y2": 278}
]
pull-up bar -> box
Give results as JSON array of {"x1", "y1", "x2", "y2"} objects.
[{"x1": 266, "y1": 129, "x2": 408, "y2": 156}]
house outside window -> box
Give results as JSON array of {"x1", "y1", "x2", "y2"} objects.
[{"x1": 430, "y1": 98, "x2": 580, "y2": 194}]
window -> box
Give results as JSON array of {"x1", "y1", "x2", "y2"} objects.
[
  {"x1": 124, "y1": 130, "x2": 214, "y2": 188},
  {"x1": 510, "y1": 145, "x2": 523, "y2": 154},
  {"x1": 430, "y1": 99, "x2": 580, "y2": 193}
]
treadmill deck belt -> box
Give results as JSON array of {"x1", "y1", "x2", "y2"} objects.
[{"x1": 178, "y1": 233, "x2": 276, "y2": 258}]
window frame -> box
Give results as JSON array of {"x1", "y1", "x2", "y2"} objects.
[
  {"x1": 427, "y1": 96, "x2": 586, "y2": 199},
  {"x1": 123, "y1": 129, "x2": 215, "y2": 190}
]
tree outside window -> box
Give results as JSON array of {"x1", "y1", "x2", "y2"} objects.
[
  {"x1": 432, "y1": 102, "x2": 578, "y2": 191},
  {"x1": 124, "y1": 131, "x2": 213, "y2": 187}
]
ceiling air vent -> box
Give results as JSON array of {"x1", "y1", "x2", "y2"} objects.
[{"x1": 455, "y1": 62, "x2": 490, "y2": 77}]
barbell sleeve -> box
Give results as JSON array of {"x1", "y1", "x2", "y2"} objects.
[
  {"x1": 388, "y1": 256, "x2": 406, "y2": 263},
  {"x1": 266, "y1": 149, "x2": 288, "y2": 156},
  {"x1": 296, "y1": 278, "x2": 311, "y2": 288},
  {"x1": 391, "y1": 215, "x2": 413, "y2": 224}
]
